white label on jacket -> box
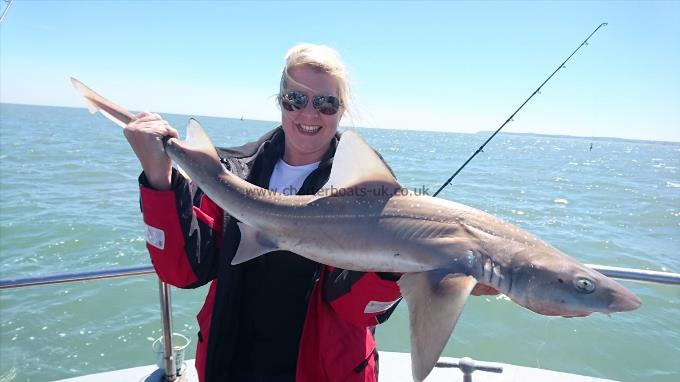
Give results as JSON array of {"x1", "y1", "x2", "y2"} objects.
[
  {"x1": 145, "y1": 224, "x2": 165, "y2": 250},
  {"x1": 364, "y1": 298, "x2": 400, "y2": 314}
]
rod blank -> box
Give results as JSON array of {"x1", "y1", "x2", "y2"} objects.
[{"x1": 433, "y1": 23, "x2": 608, "y2": 196}]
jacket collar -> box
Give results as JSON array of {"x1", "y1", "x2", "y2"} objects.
[{"x1": 218, "y1": 126, "x2": 339, "y2": 193}]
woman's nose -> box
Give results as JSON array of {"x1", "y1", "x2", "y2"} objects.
[{"x1": 299, "y1": 101, "x2": 318, "y2": 116}]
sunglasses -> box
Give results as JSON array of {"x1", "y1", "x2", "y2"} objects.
[{"x1": 280, "y1": 90, "x2": 342, "y2": 116}]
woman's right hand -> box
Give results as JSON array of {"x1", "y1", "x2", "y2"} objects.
[{"x1": 123, "y1": 112, "x2": 179, "y2": 190}]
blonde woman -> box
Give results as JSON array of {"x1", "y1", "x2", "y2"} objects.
[{"x1": 124, "y1": 44, "x2": 402, "y2": 382}]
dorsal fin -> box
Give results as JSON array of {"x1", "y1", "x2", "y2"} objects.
[
  {"x1": 168, "y1": 118, "x2": 224, "y2": 181},
  {"x1": 317, "y1": 130, "x2": 402, "y2": 197},
  {"x1": 185, "y1": 118, "x2": 218, "y2": 154},
  {"x1": 173, "y1": 118, "x2": 217, "y2": 180}
]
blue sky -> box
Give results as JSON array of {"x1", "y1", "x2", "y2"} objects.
[{"x1": 1, "y1": 1, "x2": 678, "y2": 142}]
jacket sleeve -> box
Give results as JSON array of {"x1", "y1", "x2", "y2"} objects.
[
  {"x1": 139, "y1": 168, "x2": 224, "y2": 288},
  {"x1": 323, "y1": 267, "x2": 402, "y2": 327}
]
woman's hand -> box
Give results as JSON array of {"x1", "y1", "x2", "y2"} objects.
[{"x1": 123, "y1": 112, "x2": 179, "y2": 190}]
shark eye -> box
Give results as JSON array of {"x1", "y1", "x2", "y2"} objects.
[{"x1": 573, "y1": 277, "x2": 595, "y2": 294}]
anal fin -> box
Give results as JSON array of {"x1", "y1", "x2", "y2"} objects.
[{"x1": 398, "y1": 271, "x2": 477, "y2": 382}]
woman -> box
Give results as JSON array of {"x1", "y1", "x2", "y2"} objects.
[{"x1": 123, "y1": 44, "x2": 402, "y2": 382}]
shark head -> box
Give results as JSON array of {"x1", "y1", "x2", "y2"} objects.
[{"x1": 511, "y1": 248, "x2": 641, "y2": 317}]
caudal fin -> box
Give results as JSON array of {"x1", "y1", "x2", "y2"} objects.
[{"x1": 70, "y1": 77, "x2": 136, "y2": 128}]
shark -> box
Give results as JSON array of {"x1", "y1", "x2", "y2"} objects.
[{"x1": 71, "y1": 77, "x2": 641, "y2": 382}]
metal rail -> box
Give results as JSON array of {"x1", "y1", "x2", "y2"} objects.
[
  {"x1": 0, "y1": 264, "x2": 155, "y2": 289},
  {"x1": 1, "y1": 263, "x2": 678, "y2": 290},
  {"x1": 158, "y1": 280, "x2": 178, "y2": 381},
  {"x1": 0, "y1": 265, "x2": 177, "y2": 381},
  {"x1": 586, "y1": 264, "x2": 680, "y2": 285},
  {"x1": 0, "y1": 262, "x2": 676, "y2": 382}
]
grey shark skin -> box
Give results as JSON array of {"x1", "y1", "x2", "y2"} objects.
[{"x1": 71, "y1": 78, "x2": 641, "y2": 382}]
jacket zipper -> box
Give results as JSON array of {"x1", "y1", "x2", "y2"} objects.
[{"x1": 304, "y1": 265, "x2": 322, "y2": 303}]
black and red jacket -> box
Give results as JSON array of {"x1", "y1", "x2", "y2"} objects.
[{"x1": 139, "y1": 127, "x2": 402, "y2": 382}]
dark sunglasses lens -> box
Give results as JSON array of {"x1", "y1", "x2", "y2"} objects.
[
  {"x1": 281, "y1": 91, "x2": 307, "y2": 111},
  {"x1": 313, "y1": 96, "x2": 341, "y2": 115},
  {"x1": 281, "y1": 100, "x2": 295, "y2": 112}
]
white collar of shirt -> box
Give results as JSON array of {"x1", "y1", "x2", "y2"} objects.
[{"x1": 268, "y1": 159, "x2": 321, "y2": 195}]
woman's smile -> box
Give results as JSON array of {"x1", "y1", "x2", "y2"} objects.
[{"x1": 296, "y1": 123, "x2": 323, "y2": 135}]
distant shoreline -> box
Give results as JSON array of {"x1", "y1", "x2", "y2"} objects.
[
  {"x1": 476, "y1": 130, "x2": 680, "y2": 146},
  {"x1": 2, "y1": 102, "x2": 678, "y2": 145}
]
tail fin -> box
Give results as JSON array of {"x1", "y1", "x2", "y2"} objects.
[{"x1": 70, "y1": 77, "x2": 136, "y2": 128}]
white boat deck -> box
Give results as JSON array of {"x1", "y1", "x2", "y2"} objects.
[{"x1": 54, "y1": 351, "x2": 616, "y2": 382}]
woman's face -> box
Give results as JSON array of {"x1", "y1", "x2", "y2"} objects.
[{"x1": 280, "y1": 65, "x2": 343, "y2": 165}]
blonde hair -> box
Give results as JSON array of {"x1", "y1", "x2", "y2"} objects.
[{"x1": 279, "y1": 43, "x2": 352, "y2": 116}]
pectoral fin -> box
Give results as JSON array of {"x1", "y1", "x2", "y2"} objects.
[
  {"x1": 398, "y1": 271, "x2": 477, "y2": 382},
  {"x1": 231, "y1": 222, "x2": 279, "y2": 265}
]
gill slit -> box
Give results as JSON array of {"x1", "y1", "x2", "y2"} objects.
[{"x1": 480, "y1": 254, "x2": 511, "y2": 295}]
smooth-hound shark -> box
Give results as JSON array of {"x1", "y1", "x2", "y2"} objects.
[{"x1": 71, "y1": 77, "x2": 641, "y2": 382}]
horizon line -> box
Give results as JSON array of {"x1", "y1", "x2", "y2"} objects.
[{"x1": 2, "y1": 101, "x2": 678, "y2": 145}]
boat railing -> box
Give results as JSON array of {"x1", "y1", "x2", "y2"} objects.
[
  {"x1": 0, "y1": 266, "x2": 181, "y2": 381},
  {"x1": 1, "y1": 263, "x2": 678, "y2": 382},
  {"x1": 2, "y1": 263, "x2": 678, "y2": 291}
]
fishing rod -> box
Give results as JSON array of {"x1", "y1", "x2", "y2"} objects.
[
  {"x1": 0, "y1": 0, "x2": 13, "y2": 24},
  {"x1": 433, "y1": 22, "x2": 608, "y2": 197}
]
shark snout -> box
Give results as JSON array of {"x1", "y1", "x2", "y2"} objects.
[{"x1": 607, "y1": 288, "x2": 642, "y2": 312}]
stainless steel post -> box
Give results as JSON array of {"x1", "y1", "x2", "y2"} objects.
[{"x1": 158, "y1": 279, "x2": 177, "y2": 381}]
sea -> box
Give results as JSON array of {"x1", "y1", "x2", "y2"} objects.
[{"x1": 0, "y1": 103, "x2": 678, "y2": 382}]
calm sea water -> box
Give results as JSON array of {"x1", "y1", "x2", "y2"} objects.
[{"x1": 0, "y1": 103, "x2": 678, "y2": 382}]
